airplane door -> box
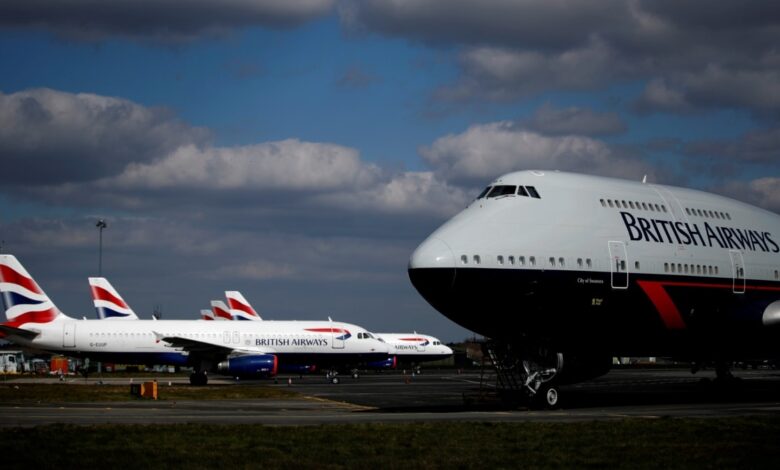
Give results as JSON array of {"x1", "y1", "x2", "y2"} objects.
[
  {"x1": 608, "y1": 241, "x2": 629, "y2": 289},
  {"x1": 63, "y1": 323, "x2": 76, "y2": 348},
  {"x1": 332, "y1": 329, "x2": 345, "y2": 349},
  {"x1": 729, "y1": 250, "x2": 746, "y2": 294}
]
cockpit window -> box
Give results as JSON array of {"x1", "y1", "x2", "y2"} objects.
[
  {"x1": 487, "y1": 185, "x2": 517, "y2": 198},
  {"x1": 526, "y1": 186, "x2": 541, "y2": 199},
  {"x1": 476, "y1": 186, "x2": 492, "y2": 199},
  {"x1": 517, "y1": 186, "x2": 529, "y2": 197}
]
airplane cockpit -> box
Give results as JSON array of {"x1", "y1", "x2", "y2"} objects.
[{"x1": 476, "y1": 184, "x2": 541, "y2": 199}]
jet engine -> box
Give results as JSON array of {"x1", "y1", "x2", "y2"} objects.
[{"x1": 217, "y1": 354, "x2": 278, "y2": 378}]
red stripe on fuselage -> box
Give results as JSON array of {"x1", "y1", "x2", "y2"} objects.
[
  {"x1": 637, "y1": 280, "x2": 686, "y2": 330},
  {"x1": 637, "y1": 278, "x2": 780, "y2": 330}
]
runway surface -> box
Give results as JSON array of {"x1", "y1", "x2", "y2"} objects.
[{"x1": 2, "y1": 368, "x2": 780, "y2": 427}]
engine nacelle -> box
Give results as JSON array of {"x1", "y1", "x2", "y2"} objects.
[
  {"x1": 365, "y1": 356, "x2": 397, "y2": 370},
  {"x1": 217, "y1": 354, "x2": 278, "y2": 378}
]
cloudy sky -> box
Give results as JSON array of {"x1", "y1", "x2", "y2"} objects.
[{"x1": 1, "y1": 1, "x2": 778, "y2": 341}]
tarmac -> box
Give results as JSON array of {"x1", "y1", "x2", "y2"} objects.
[{"x1": 2, "y1": 367, "x2": 780, "y2": 427}]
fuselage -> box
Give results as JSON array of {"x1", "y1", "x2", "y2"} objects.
[
  {"x1": 409, "y1": 170, "x2": 780, "y2": 360},
  {"x1": 375, "y1": 333, "x2": 453, "y2": 363},
  {"x1": 7, "y1": 316, "x2": 389, "y2": 368}
]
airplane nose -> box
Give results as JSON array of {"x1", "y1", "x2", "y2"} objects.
[{"x1": 409, "y1": 237, "x2": 455, "y2": 270}]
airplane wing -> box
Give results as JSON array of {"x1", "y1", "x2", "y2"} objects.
[
  {"x1": 152, "y1": 332, "x2": 270, "y2": 357},
  {"x1": 0, "y1": 324, "x2": 40, "y2": 341}
]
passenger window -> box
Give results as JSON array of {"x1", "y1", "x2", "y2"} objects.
[
  {"x1": 559, "y1": 257, "x2": 565, "y2": 267},
  {"x1": 473, "y1": 255, "x2": 481, "y2": 265},
  {"x1": 600, "y1": 199, "x2": 606, "y2": 207},
  {"x1": 508, "y1": 256, "x2": 515, "y2": 265},
  {"x1": 526, "y1": 186, "x2": 541, "y2": 198},
  {"x1": 518, "y1": 186, "x2": 530, "y2": 197},
  {"x1": 460, "y1": 255, "x2": 468, "y2": 265},
  {"x1": 549, "y1": 257, "x2": 556, "y2": 267},
  {"x1": 635, "y1": 261, "x2": 640, "y2": 270},
  {"x1": 497, "y1": 255, "x2": 504, "y2": 265},
  {"x1": 519, "y1": 256, "x2": 525, "y2": 266},
  {"x1": 608, "y1": 200, "x2": 614, "y2": 208},
  {"x1": 664, "y1": 262, "x2": 669, "y2": 273},
  {"x1": 577, "y1": 258, "x2": 583, "y2": 268},
  {"x1": 620, "y1": 260, "x2": 626, "y2": 271},
  {"x1": 586, "y1": 259, "x2": 592, "y2": 268},
  {"x1": 629, "y1": 201, "x2": 635, "y2": 209},
  {"x1": 487, "y1": 185, "x2": 517, "y2": 198},
  {"x1": 685, "y1": 208, "x2": 691, "y2": 215},
  {"x1": 529, "y1": 256, "x2": 536, "y2": 266}
]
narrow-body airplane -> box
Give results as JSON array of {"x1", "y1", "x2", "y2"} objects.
[
  {"x1": 0, "y1": 255, "x2": 389, "y2": 385},
  {"x1": 409, "y1": 170, "x2": 780, "y2": 406}
]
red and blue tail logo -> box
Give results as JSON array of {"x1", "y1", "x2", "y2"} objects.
[
  {"x1": 89, "y1": 277, "x2": 138, "y2": 320},
  {"x1": 305, "y1": 327, "x2": 352, "y2": 341},
  {"x1": 0, "y1": 255, "x2": 61, "y2": 327},
  {"x1": 225, "y1": 291, "x2": 262, "y2": 321},
  {"x1": 201, "y1": 309, "x2": 215, "y2": 320},
  {"x1": 210, "y1": 300, "x2": 234, "y2": 320}
]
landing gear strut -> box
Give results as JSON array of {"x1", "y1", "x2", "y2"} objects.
[{"x1": 483, "y1": 342, "x2": 564, "y2": 409}]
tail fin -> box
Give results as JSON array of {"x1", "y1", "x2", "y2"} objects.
[
  {"x1": 88, "y1": 277, "x2": 139, "y2": 320},
  {"x1": 225, "y1": 290, "x2": 262, "y2": 321},
  {"x1": 0, "y1": 254, "x2": 66, "y2": 327},
  {"x1": 200, "y1": 309, "x2": 215, "y2": 320},
  {"x1": 210, "y1": 300, "x2": 233, "y2": 320}
]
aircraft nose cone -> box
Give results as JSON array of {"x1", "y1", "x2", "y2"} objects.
[{"x1": 409, "y1": 237, "x2": 455, "y2": 270}]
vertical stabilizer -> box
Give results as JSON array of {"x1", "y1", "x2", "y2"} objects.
[
  {"x1": 0, "y1": 254, "x2": 67, "y2": 326},
  {"x1": 88, "y1": 277, "x2": 139, "y2": 320},
  {"x1": 210, "y1": 300, "x2": 233, "y2": 320},
  {"x1": 225, "y1": 290, "x2": 262, "y2": 321}
]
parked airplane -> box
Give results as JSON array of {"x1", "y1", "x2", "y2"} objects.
[
  {"x1": 225, "y1": 291, "x2": 262, "y2": 321},
  {"x1": 200, "y1": 309, "x2": 217, "y2": 321},
  {"x1": 409, "y1": 170, "x2": 780, "y2": 407},
  {"x1": 89, "y1": 277, "x2": 139, "y2": 320},
  {"x1": 0, "y1": 255, "x2": 389, "y2": 385},
  {"x1": 210, "y1": 300, "x2": 234, "y2": 321},
  {"x1": 374, "y1": 333, "x2": 453, "y2": 366}
]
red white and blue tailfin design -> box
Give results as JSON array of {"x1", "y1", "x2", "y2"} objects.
[
  {"x1": 201, "y1": 309, "x2": 215, "y2": 320},
  {"x1": 88, "y1": 277, "x2": 139, "y2": 320},
  {"x1": 225, "y1": 290, "x2": 262, "y2": 321},
  {"x1": 210, "y1": 300, "x2": 233, "y2": 320},
  {"x1": 0, "y1": 254, "x2": 65, "y2": 327}
]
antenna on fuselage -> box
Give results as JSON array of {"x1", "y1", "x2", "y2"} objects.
[
  {"x1": 152, "y1": 305, "x2": 163, "y2": 320},
  {"x1": 642, "y1": 175, "x2": 647, "y2": 183}
]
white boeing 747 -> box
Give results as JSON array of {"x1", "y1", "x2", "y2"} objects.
[
  {"x1": 0, "y1": 255, "x2": 389, "y2": 385},
  {"x1": 409, "y1": 170, "x2": 780, "y2": 407}
]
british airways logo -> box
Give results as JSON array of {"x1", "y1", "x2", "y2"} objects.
[{"x1": 620, "y1": 212, "x2": 779, "y2": 253}]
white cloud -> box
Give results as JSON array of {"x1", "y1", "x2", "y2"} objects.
[
  {"x1": 316, "y1": 171, "x2": 471, "y2": 216},
  {"x1": 102, "y1": 140, "x2": 379, "y2": 191},
  {"x1": 420, "y1": 121, "x2": 654, "y2": 183}
]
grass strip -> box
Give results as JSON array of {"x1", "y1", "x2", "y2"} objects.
[{"x1": 1, "y1": 418, "x2": 779, "y2": 469}]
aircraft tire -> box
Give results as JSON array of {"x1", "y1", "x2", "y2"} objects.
[
  {"x1": 331, "y1": 376, "x2": 340, "y2": 384},
  {"x1": 533, "y1": 385, "x2": 561, "y2": 409}
]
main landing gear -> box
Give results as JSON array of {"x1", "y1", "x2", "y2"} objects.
[{"x1": 483, "y1": 341, "x2": 564, "y2": 409}]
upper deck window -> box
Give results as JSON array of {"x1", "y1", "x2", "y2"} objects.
[
  {"x1": 476, "y1": 186, "x2": 492, "y2": 199},
  {"x1": 526, "y1": 186, "x2": 541, "y2": 198}
]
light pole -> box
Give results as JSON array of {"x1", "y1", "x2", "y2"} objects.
[{"x1": 96, "y1": 219, "x2": 107, "y2": 276}]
